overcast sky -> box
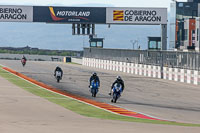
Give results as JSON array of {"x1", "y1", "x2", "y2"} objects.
[
  {"x1": 0, "y1": 0, "x2": 188, "y2": 50},
  {"x1": 0, "y1": 0, "x2": 187, "y2": 8}
]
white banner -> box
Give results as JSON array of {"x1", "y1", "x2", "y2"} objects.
[
  {"x1": 106, "y1": 7, "x2": 167, "y2": 25},
  {"x1": 198, "y1": 4, "x2": 200, "y2": 17},
  {"x1": 0, "y1": 6, "x2": 33, "y2": 22}
]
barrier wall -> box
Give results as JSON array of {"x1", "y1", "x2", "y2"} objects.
[
  {"x1": 0, "y1": 53, "x2": 83, "y2": 65},
  {"x1": 83, "y1": 57, "x2": 200, "y2": 85},
  {"x1": 0, "y1": 53, "x2": 64, "y2": 61},
  {"x1": 71, "y1": 57, "x2": 82, "y2": 64},
  {"x1": 84, "y1": 48, "x2": 200, "y2": 71}
]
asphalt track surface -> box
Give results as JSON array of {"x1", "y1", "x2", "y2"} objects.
[
  {"x1": 2, "y1": 76, "x2": 200, "y2": 133},
  {"x1": 1, "y1": 60, "x2": 200, "y2": 124}
]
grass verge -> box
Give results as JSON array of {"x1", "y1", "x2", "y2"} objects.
[
  {"x1": 66, "y1": 62, "x2": 81, "y2": 65},
  {"x1": 0, "y1": 66, "x2": 200, "y2": 127}
]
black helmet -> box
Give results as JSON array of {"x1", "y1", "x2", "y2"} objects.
[
  {"x1": 116, "y1": 76, "x2": 121, "y2": 80},
  {"x1": 93, "y1": 72, "x2": 97, "y2": 76}
]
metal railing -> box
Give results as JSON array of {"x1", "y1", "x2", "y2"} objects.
[{"x1": 84, "y1": 48, "x2": 200, "y2": 71}]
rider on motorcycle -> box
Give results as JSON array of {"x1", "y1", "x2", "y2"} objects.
[
  {"x1": 22, "y1": 55, "x2": 27, "y2": 62},
  {"x1": 21, "y1": 55, "x2": 27, "y2": 66},
  {"x1": 54, "y1": 66, "x2": 63, "y2": 79},
  {"x1": 109, "y1": 76, "x2": 124, "y2": 95},
  {"x1": 89, "y1": 72, "x2": 100, "y2": 88}
]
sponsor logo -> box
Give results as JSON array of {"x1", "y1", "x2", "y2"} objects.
[
  {"x1": 49, "y1": 7, "x2": 90, "y2": 22},
  {"x1": 113, "y1": 10, "x2": 124, "y2": 21},
  {"x1": 0, "y1": 8, "x2": 27, "y2": 20},
  {"x1": 113, "y1": 9, "x2": 162, "y2": 23}
]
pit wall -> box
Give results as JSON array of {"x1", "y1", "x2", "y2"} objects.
[{"x1": 83, "y1": 57, "x2": 200, "y2": 85}]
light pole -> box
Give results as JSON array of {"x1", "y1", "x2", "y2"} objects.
[{"x1": 130, "y1": 40, "x2": 137, "y2": 50}]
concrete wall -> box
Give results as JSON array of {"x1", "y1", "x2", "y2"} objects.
[
  {"x1": 83, "y1": 57, "x2": 200, "y2": 85},
  {"x1": 163, "y1": 67, "x2": 200, "y2": 85},
  {"x1": 71, "y1": 57, "x2": 82, "y2": 64}
]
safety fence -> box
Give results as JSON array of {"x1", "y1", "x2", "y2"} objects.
[
  {"x1": 83, "y1": 48, "x2": 200, "y2": 85},
  {"x1": 83, "y1": 57, "x2": 200, "y2": 85},
  {"x1": 84, "y1": 48, "x2": 200, "y2": 71}
]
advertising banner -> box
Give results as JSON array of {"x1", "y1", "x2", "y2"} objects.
[
  {"x1": 198, "y1": 4, "x2": 200, "y2": 17},
  {"x1": 106, "y1": 7, "x2": 167, "y2": 25},
  {"x1": 0, "y1": 6, "x2": 33, "y2": 22},
  {"x1": 33, "y1": 6, "x2": 106, "y2": 23}
]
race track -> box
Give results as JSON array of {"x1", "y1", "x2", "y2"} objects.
[{"x1": 1, "y1": 60, "x2": 200, "y2": 124}]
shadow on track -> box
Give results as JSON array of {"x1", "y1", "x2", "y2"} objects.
[{"x1": 118, "y1": 99, "x2": 200, "y2": 112}]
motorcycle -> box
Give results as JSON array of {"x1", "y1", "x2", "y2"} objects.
[
  {"x1": 89, "y1": 80, "x2": 99, "y2": 97},
  {"x1": 55, "y1": 71, "x2": 62, "y2": 83},
  {"x1": 111, "y1": 83, "x2": 122, "y2": 103},
  {"x1": 21, "y1": 59, "x2": 26, "y2": 67}
]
